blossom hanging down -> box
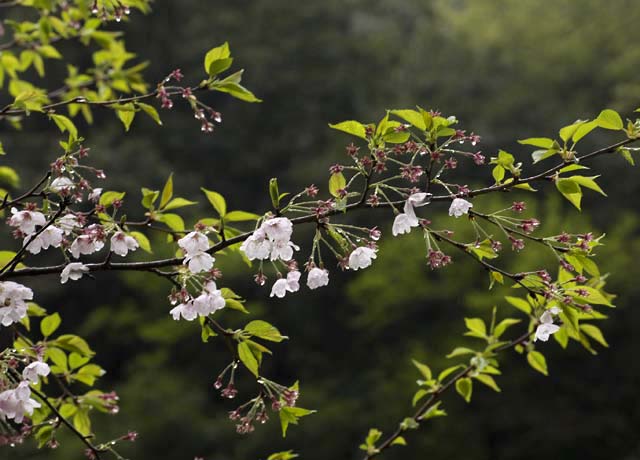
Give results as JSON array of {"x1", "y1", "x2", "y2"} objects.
[
  {"x1": 534, "y1": 310, "x2": 561, "y2": 342},
  {"x1": 178, "y1": 231, "x2": 214, "y2": 273},
  {"x1": 306, "y1": 267, "x2": 329, "y2": 289},
  {"x1": 110, "y1": 231, "x2": 139, "y2": 257},
  {"x1": 392, "y1": 192, "x2": 431, "y2": 236},
  {"x1": 0, "y1": 381, "x2": 41, "y2": 423},
  {"x1": 348, "y1": 246, "x2": 377, "y2": 270},
  {"x1": 448, "y1": 198, "x2": 473, "y2": 218},
  {"x1": 60, "y1": 263, "x2": 90, "y2": 284},
  {"x1": 22, "y1": 361, "x2": 50, "y2": 384},
  {"x1": 0, "y1": 282, "x2": 34, "y2": 327},
  {"x1": 169, "y1": 281, "x2": 226, "y2": 321},
  {"x1": 270, "y1": 270, "x2": 301, "y2": 298},
  {"x1": 8, "y1": 208, "x2": 46, "y2": 235},
  {"x1": 240, "y1": 217, "x2": 299, "y2": 262}
]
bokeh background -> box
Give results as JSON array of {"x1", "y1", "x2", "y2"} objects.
[{"x1": 2, "y1": 0, "x2": 640, "y2": 459}]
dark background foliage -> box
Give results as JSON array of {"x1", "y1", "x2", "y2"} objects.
[{"x1": 3, "y1": 1, "x2": 640, "y2": 459}]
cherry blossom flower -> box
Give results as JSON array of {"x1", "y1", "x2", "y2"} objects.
[
  {"x1": 9, "y1": 208, "x2": 46, "y2": 235},
  {"x1": 57, "y1": 214, "x2": 80, "y2": 234},
  {"x1": 240, "y1": 229, "x2": 271, "y2": 260},
  {"x1": 270, "y1": 271, "x2": 301, "y2": 298},
  {"x1": 70, "y1": 235, "x2": 104, "y2": 258},
  {"x1": 110, "y1": 231, "x2": 139, "y2": 257},
  {"x1": 192, "y1": 281, "x2": 226, "y2": 316},
  {"x1": 262, "y1": 217, "x2": 293, "y2": 242},
  {"x1": 183, "y1": 252, "x2": 214, "y2": 273},
  {"x1": 61, "y1": 263, "x2": 89, "y2": 284},
  {"x1": 448, "y1": 198, "x2": 473, "y2": 218},
  {"x1": 22, "y1": 361, "x2": 50, "y2": 384},
  {"x1": 178, "y1": 231, "x2": 210, "y2": 255},
  {"x1": 348, "y1": 247, "x2": 377, "y2": 270},
  {"x1": 392, "y1": 213, "x2": 416, "y2": 236},
  {"x1": 0, "y1": 282, "x2": 34, "y2": 326},
  {"x1": 50, "y1": 176, "x2": 75, "y2": 193},
  {"x1": 0, "y1": 381, "x2": 41, "y2": 423},
  {"x1": 24, "y1": 226, "x2": 63, "y2": 254},
  {"x1": 269, "y1": 239, "x2": 299, "y2": 261},
  {"x1": 169, "y1": 300, "x2": 198, "y2": 321},
  {"x1": 306, "y1": 267, "x2": 329, "y2": 289},
  {"x1": 88, "y1": 188, "x2": 103, "y2": 202},
  {"x1": 534, "y1": 310, "x2": 561, "y2": 342}
]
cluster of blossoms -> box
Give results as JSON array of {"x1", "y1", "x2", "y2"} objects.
[
  {"x1": 0, "y1": 360, "x2": 50, "y2": 425},
  {"x1": 240, "y1": 217, "x2": 299, "y2": 262},
  {"x1": 178, "y1": 231, "x2": 215, "y2": 273},
  {"x1": 0, "y1": 282, "x2": 34, "y2": 327},
  {"x1": 169, "y1": 281, "x2": 226, "y2": 321}
]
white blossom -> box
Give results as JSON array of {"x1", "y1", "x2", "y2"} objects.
[
  {"x1": 0, "y1": 381, "x2": 41, "y2": 423},
  {"x1": 61, "y1": 262, "x2": 89, "y2": 284},
  {"x1": 24, "y1": 226, "x2": 63, "y2": 255},
  {"x1": 534, "y1": 311, "x2": 561, "y2": 342},
  {"x1": 9, "y1": 208, "x2": 46, "y2": 235},
  {"x1": 88, "y1": 188, "x2": 103, "y2": 202},
  {"x1": 0, "y1": 281, "x2": 34, "y2": 327},
  {"x1": 193, "y1": 281, "x2": 226, "y2": 316},
  {"x1": 239, "y1": 229, "x2": 272, "y2": 260},
  {"x1": 184, "y1": 252, "x2": 214, "y2": 273},
  {"x1": 270, "y1": 271, "x2": 301, "y2": 298},
  {"x1": 110, "y1": 231, "x2": 139, "y2": 257},
  {"x1": 269, "y1": 239, "x2": 299, "y2": 261},
  {"x1": 50, "y1": 176, "x2": 75, "y2": 193},
  {"x1": 448, "y1": 198, "x2": 473, "y2": 218},
  {"x1": 348, "y1": 247, "x2": 377, "y2": 270},
  {"x1": 22, "y1": 361, "x2": 50, "y2": 384},
  {"x1": 70, "y1": 235, "x2": 104, "y2": 258},
  {"x1": 392, "y1": 213, "x2": 417, "y2": 236},
  {"x1": 262, "y1": 217, "x2": 293, "y2": 242},
  {"x1": 169, "y1": 300, "x2": 198, "y2": 321},
  {"x1": 307, "y1": 267, "x2": 329, "y2": 289},
  {"x1": 404, "y1": 192, "x2": 430, "y2": 218},
  {"x1": 57, "y1": 214, "x2": 80, "y2": 234},
  {"x1": 178, "y1": 231, "x2": 210, "y2": 255}
]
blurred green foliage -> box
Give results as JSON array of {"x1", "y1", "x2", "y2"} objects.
[{"x1": 2, "y1": 0, "x2": 640, "y2": 459}]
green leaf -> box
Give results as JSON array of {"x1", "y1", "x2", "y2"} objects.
[
  {"x1": 160, "y1": 174, "x2": 173, "y2": 209},
  {"x1": 328, "y1": 172, "x2": 346, "y2": 198},
  {"x1": 464, "y1": 318, "x2": 486, "y2": 337},
  {"x1": 446, "y1": 347, "x2": 475, "y2": 359},
  {"x1": 141, "y1": 187, "x2": 159, "y2": 209},
  {"x1": 411, "y1": 359, "x2": 432, "y2": 380},
  {"x1": 116, "y1": 103, "x2": 136, "y2": 131},
  {"x1": 225, "y1": 210, "x2": 260, "y2": 222},
  {"x1": 0, "y1": 167, "x2": 20, "y2": 188},
  {"x1": 279, "y1": 406, "x2": 315, "y2": 437},
  {"x1": 474, "y1": 373, "x2": 501, "y2": 392},
  {"x1": 49, "y1": 114, "x2": 78, "y2": 141},
  {"x1": 391, "y1": 109, "x2": 426, "y2": 130},
  {"x1": 238, "y1": 341, "x2": 259, "y2": 377},
  {"x1": 269, "y1": 178, "x2": 280, "y2": 209},
  {"x1": 570, "y1": 175, "x2": 606, "y2": 196},
  {"x1": 527, "y1": 351, "x2": 548, "y2": 376},
  {"x1": 214, "y1": 81, "x2": 262, "y2": 102},
  {"x1": 559, "y1": 120, "x2": 587, "y2": 142},
  {"x1": 580, "y1": 324, "x2": 609, "y2": 347},
  {"x1": 518, "y1": 137, "x2": 555, "y2": 149},
  {"x1": 137, "y1": 102, "x2": 162, "y2": 125},
  {"x1": 568, "y1": 286, "x2": 613, "y2": 307},
  {"x1": 556, "y1": 178, "x2": 582, "y2": 210},
  {"x1": 54, "y1": 334, "x2": 94, "y2": 357},
  {"x1": 596, "y1": 109, "x2": 623, "y2": 130},
  {"x1": 390, "y1": 436, "x2": 407, "y2": 446},
  {"x1": 129, "y1": 231, "x2": 152, "y2": 253},
  {"x1": 68, "y1": 352, "x2": 90, "y2": 370},
  {"x1": 572, "y1": 120, "x2": 598, "y2": 143},
  {"x1": 156, "y1": 213, "x2": 185, "y2": 232},
  {"x1": 267, "y1": 451, "x2": 299, "y2": 460},
  {"x1": 455, "y1": 378, "x2": 473, "y2": 403},
  {"x1": 99, "y1": 191, "x2": 126, "y2": 207},
  {"x1": 201, "y1": 188, "x2": 227, "y2": 217},
  {"x1": 204, "y1": 42, "x2": 231, "y2": 75},
  {"x1": 493, "y1": 318, "x2": 521, "y2": 339},
  {"x1": 45, "y1": 347, "x2": 68, "y2": 371},
  {"x1": 244, "y1": 320, "x2": 287, "y2": 342},
  {"x1": 328, "y1": 120, "x2": 367, "y2": 139},
  {"x1": 162, "y1": 197, "x2": 198, "y2": 211},
  {"x1": 208, "y1": 58, "x2": 233, "y2": 76},
  {"x1": 72, "y1": 409, "x2": 91, "y2": 436},
  {"x1": 419, "y1": 401, "x2": 447, "y2": 421},
  {"x1": 504, "y1": 296, "x2": 531, "y2": 314},
  {"x1": 40, "y1": 313, "x2": 61, "y2": 338}
]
